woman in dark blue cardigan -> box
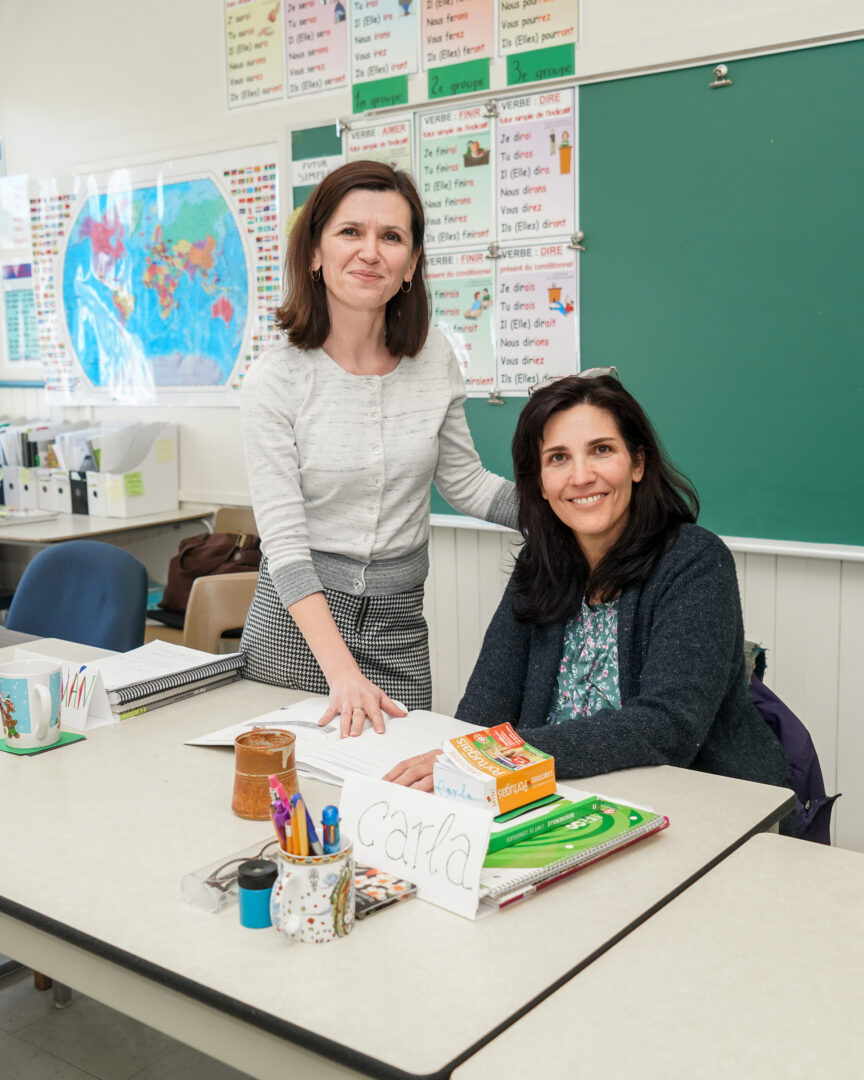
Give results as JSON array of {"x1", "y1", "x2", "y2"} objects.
[{"x1": 386, "y1": 370, "x2": 787, "y2": 790}]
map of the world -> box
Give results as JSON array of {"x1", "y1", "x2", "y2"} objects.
[{"x1": 62, "y1": 178, "x2": 248, "y2": 389}]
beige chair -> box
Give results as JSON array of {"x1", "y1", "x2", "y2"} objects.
[
  {"x1": 182, "y1": 570, "x2": 259, "y2": 653},
  {"x1": 212, "y1": 505, "x2": 257, "y2": 535}
]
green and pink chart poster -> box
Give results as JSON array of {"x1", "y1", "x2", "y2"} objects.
[
  {"x1": 284, "y1": 0, "x2": 349, "y2": 96},
  {"x1": 346, "y1": 118, "x2": 414, "y2": 175},
  {"x1": 496, "y1": 87, "x2": 575, "y2": 241},
  {"x1": 495, "y1": 241, "x2": 578, "y2": 394},
  {"x1": 422, "y1": 0, "x2": 494, "y2": 67},
  {"x1": 427, "y1": 249, "x2": 495, "y2": 391},
  {"x1": 419, "y1": 104, "x2": 494, "y2": 248}
]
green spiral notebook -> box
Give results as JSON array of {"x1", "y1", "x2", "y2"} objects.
[{"x1": 479, "y1": 796, "x2": 669, "y2": 909}]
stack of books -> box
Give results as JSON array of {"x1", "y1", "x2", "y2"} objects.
[
  {"x1": 434, "y1": 723, "x2": 669, "y2": 911},
  {"x1": 96, "y1": 641, "x2": 245, "y2": 719},
  {"x1": 433, "y1": 722, "x2": 557, "y2": 813}
]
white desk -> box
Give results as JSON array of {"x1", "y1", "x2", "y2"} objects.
[
  {"x1": 0, "y1": 640, "x2": 795, "y2": 1080},
  {"x1": 453, "y1": 832, "x2": 864, "y2": 1080},
  {"x1": 0, "y1": 504, "x2": 215, "y2": 589},
  {"x1": 0, "y1": 504, "x2": 215, "y2": 545}
]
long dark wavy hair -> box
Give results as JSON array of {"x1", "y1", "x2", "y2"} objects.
[
  {"x1": 275, "y1": 160, "x2": 429, "y2": 357},
  {"x1": 512, "y1": 374, "x2": 699, "y2": 624}
]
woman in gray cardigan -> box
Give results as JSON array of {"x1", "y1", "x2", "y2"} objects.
[{"x1": 386, "y1": 370, "x2": 787, "y2": 789}]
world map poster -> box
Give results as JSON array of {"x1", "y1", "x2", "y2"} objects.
[{"x1": 44, "y1": 145, "x2": 280, "y2": 405}]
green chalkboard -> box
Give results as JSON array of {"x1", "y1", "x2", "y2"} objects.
[{"x1": 434, "y1": 40, "x2": 863, "y2": 545}]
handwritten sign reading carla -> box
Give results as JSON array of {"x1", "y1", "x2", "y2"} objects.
[{"x1": 339, "y1": 774, "x2": 492, "y2": 919}]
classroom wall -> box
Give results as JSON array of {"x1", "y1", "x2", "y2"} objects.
[{"x1": 2, "y1": 1, "x2": 862, "y2": 848}]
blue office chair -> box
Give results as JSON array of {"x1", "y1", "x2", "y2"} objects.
[{"x1": 7, "y1": 540, "x2": 148, "y2": 651}]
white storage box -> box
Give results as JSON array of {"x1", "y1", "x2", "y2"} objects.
[{"x1": 100, "y1": 424, "x2": 179, "y2": 519}]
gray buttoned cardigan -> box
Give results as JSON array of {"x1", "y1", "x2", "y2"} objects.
[{"x1": 457, "y1": 524, "x2": 788, "y2": 787}]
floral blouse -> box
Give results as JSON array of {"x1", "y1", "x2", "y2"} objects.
[{"x1": 545, "y1": 598, "x2": 621, "y2": 724}]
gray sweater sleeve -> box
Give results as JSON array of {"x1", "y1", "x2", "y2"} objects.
[{"x1": 240, "y1": 348, "x2": 324, "y2": 607}]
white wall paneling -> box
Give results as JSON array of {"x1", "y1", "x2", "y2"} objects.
[{"x1": 837, "y1": 562, "x2": 864, "y2": 853}]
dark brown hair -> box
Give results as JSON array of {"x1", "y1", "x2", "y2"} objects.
[
  {"x1": 276, "y1": 160, "x2": 429, "y2": 357},
  {"x1": 512, "y1": 374, "x2": 699, "y2": 624}
]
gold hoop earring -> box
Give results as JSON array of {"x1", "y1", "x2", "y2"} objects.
[
  {"x1": 401, "y1": 279, "x2": 412, "y2": 294},
  {"x1": 309, "y1": 267, "x2": 321, "y2": 282}
]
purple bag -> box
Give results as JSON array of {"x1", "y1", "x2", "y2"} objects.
[{"x1": 750, "y1": 675, "x2": 840, "y2": 844}]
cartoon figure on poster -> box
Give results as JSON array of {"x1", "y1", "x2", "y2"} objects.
[
  {"x1": 464, "y1": 288, "x2": 492, "y2": 320},
  {"x1": 548, "y1": 285, "x2": 574, "y2": 315},
  {"x1": 464, "y1": 141, "x2": 490, "y2": 167},
  {"x1": 558, "y1": 132, "x2": 572, "y2": 174},
  {"x1": 259, "y1": 3, "x2": 278, "y2": 35}
]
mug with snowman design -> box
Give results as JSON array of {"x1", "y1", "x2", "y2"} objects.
[{"x1": 0, "y1": 659, "x2": 62, "y2": 750}]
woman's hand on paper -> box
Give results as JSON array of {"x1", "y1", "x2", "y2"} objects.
[
  {"x1": 317, "y1": 668, "x2": 407, "y2": 737},
  {"x1": 383, "y1": 749, "x2": 442, "y2": 792}
]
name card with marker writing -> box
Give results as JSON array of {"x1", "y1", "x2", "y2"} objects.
[
  {"x1": 59, "y1": 663, "x2": 114, "y2": 729},
  {"x1": 14, "y1": 649, "x2": 115, "y2": 729},
  {"x1": 339, "y1": 774, "x2": 492, "y2": 920}
]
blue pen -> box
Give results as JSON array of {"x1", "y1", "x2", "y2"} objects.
[
  {"x1": 291, "y1": 793, "x2": 323, "y2": 855},
  {"x1": 322, "y1": 805, "x2": 340, "y2": 854}
]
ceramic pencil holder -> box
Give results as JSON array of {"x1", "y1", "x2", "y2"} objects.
[
  {"x1": 270, "y1": 841, "x2": 355, "y2": 944},
  {"x1": 231, "y1": 728, "x2": 298, "y2": 820}
]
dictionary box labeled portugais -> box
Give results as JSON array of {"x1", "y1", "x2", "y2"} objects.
[{"x1": 434, "y1": 723, "x2": 556, "y2": 814}]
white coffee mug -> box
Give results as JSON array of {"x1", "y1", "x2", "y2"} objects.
[{"x1": 0, "y1": 659, "x2": 63, "y2": 749}]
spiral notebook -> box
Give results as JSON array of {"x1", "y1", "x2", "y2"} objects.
[
  {"x1": 479, "y1": 796, "x2": 669, "y2": 910},
  {"x1": 92, "y1": 641, "x2": 245, "y2": 705}
]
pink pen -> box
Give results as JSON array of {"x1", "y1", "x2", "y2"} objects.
[
  {"x1": 268, "y1": 774, "x2": 292, "y2": 806},
  {"x1": 267, "y1": 778, "x2": 290, "y2": 850}
]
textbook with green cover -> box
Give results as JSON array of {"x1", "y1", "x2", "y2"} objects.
[
  {"x1": 487, "y1": 784, "x2": 596, "y2": 853},
  {"x1": 480, "y1": 796, "x2": 669, "y2": 909}
]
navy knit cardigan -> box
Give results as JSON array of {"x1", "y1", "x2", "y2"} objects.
[{"x1": 456, "y1": 525, "x2": 788, "y2": 787}]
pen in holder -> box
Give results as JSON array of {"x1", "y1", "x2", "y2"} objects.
[
  {"x1": 270, "y1": 839, "x2": 355, "y2": 943},
  {"x1": 181, "y1": 838, "x2": 281, "y2": 913}
]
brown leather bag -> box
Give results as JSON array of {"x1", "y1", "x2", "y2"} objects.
[{"x1": 158, "y1": 531, "x2": 261, "y2": 614}]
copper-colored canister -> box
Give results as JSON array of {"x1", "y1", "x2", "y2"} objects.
[{"x1": 232, "y1": 728, "x2": 299, "y2": 820}]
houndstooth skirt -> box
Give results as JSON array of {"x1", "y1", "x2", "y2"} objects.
[{"x1": 240, "y1": 559, "x2": 432, "y2": 710}]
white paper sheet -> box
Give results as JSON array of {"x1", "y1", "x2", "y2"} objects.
[{"x1": 186, "y1": 696, "x2": 481, "y2": 785}]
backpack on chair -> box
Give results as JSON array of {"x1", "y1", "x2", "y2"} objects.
[
  {"x1": 746, "y1": 644, "x2": 840, "y2": 844},
  {"x1": 156, "y1": 531, "x2": 262, "y2": 618}
]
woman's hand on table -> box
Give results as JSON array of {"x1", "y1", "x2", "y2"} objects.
[
  {"x1": 317, "y1": 668, "x2": 407, "y2": 737},
  {"x1": 383, "y1": 749, "x2": 442, "y2": 792}
]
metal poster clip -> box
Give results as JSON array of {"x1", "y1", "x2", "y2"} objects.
[{"x1": 710, "y1": 64, "x2": 732, "y2": 89}]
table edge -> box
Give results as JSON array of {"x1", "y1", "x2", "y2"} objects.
[{"x1": 0, "y1": 793, "x2": 794, "y2": 1080}]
